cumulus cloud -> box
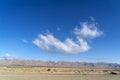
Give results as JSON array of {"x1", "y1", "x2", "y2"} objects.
[
  {"x1": 33, "y1": 20, "x2": 103, "y2": 54},
  {"x1": 74, "y1": 22, "x2": 103, "y2": 39},
  {"x1": 33, "y1": 34, "x2": 90, "y2": 54}
]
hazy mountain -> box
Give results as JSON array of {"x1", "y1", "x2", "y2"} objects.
[{"x1": 0, "y1": 59, "x2": 120, "y2": 69}]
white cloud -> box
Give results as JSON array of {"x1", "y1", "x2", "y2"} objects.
[
  {"x1": 74, "y1": 22, "x2": 103, "y2": 39},
  {"x1": 21, "y1": 39, "x2": 28, "y2": 43},
  {"x1": 3, "y1": 53, "x2": 11, "y2": 60},
  {"x1": 33, "y1": 20, "x2": 103, "y2": 54},
  {"x1": 33, "y1": 34, "x2": 90, "y2": 54}
]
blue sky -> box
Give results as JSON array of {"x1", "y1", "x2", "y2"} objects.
[{"x1": 0, "y1": 0, "x2": 120, "y2": 63}]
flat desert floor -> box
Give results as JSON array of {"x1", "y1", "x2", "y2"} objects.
[
  {"x1": 0, "y1": 73, "x2": 120, "y2": 80},
  {"x1": 0, "y1": 67, "x2": 120, "y2": 80}
]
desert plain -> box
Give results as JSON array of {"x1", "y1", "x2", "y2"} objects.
[{"x1": 0, "y1": 66, "x2": 120, "y2": 80}]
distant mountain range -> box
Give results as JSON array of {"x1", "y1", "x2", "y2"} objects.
[{"x1": 0, "y1": 59, "x2": 120, "y2": 69}]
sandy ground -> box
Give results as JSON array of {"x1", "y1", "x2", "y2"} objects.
[
  {"x1": 0, "y1": 73, "x2": 120, "y2": 80},
  {"x1": 0, "y1": 67, "x2": 120, "y2": 80}
]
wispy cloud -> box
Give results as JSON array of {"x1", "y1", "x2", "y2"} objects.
[
  {"x1": 33, "y1": 19, "x2": 103, "y2": 54},
  {"x1": 57, "y1": 27, "x2": 61, "y2": 31},
  {"x1": 90, "y1": 16, "x2": 95, "y2": 21},
  {"x1": 3, "y1": 53, "x2": 11, "y2": 60},
  {"x1": 21, "y1": 39, "x2": 28, "y2": 43}
]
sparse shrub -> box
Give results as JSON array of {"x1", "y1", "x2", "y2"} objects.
[
  {"x1": 102, "y1": 70, "x2": 108, "y2": 72},
  {"x1": 109, "y1": 71, "x2": 117, "y2": 75},
  {"x1": 47, "y1": 68, "x2": 51, "y2": 71},
  {"x1": 53, "y1": 69, "x2": 57, "y2": 72},
  {"x1": 75, "y1": 70, "x2": 80, "y2": 74}
]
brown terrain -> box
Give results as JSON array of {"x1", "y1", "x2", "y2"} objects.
[{"x1": 0, "y1": 59, "x2": 120, "y2": 80}]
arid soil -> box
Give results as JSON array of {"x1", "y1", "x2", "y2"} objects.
[{"x1": 0, "y1": 67, "x2": 120, "y2": 80}]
